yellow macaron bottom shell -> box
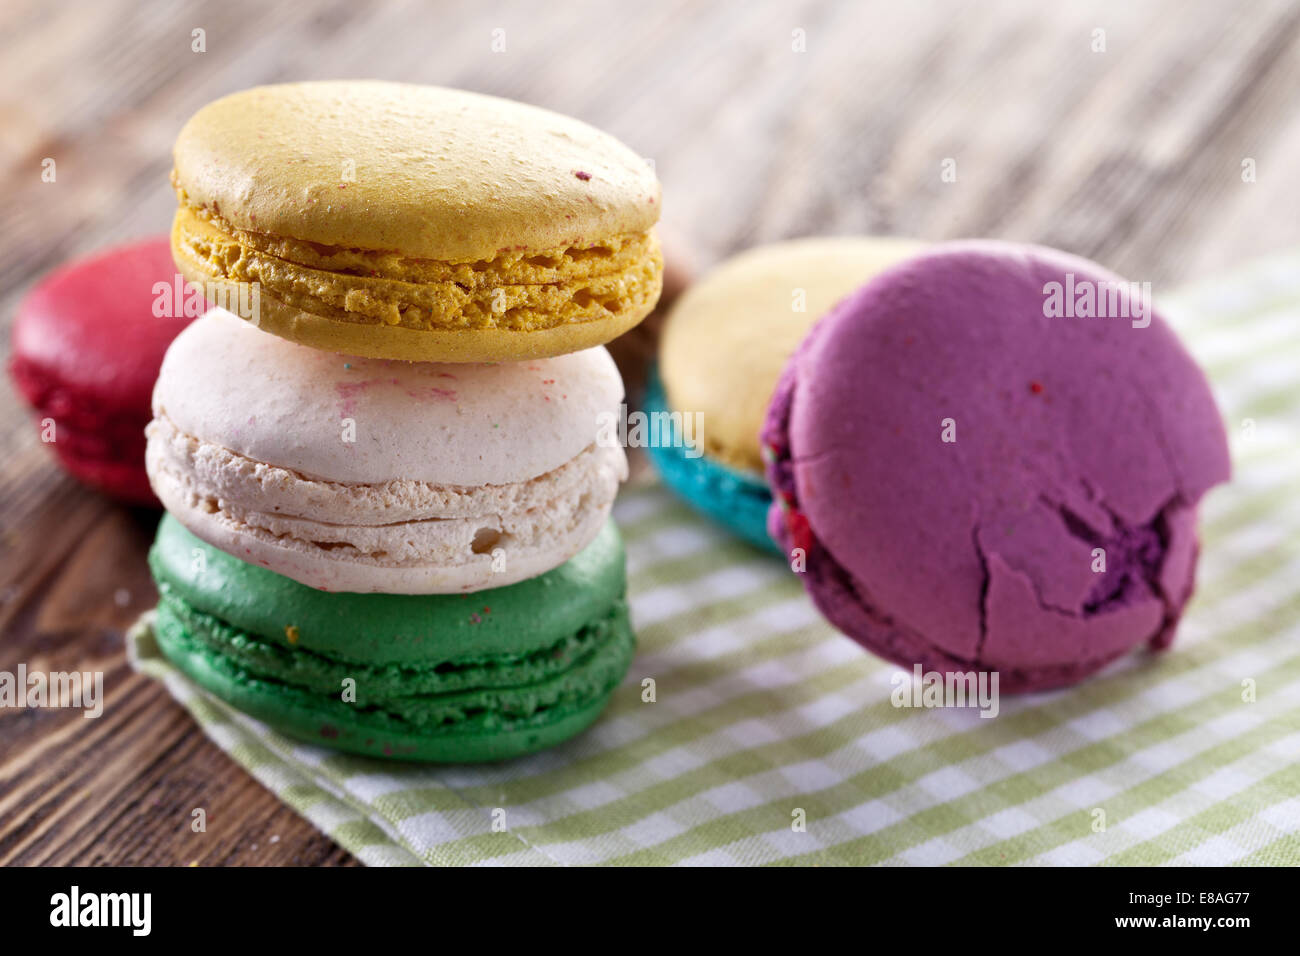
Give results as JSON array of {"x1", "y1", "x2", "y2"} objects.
[{"x1": 171, "y1": 205, "x2": 663, "y2": 362}]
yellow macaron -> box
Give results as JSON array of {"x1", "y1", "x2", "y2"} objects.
[
  {"x1": 170, "y1": 81, "x2": 663, "y2": 362},
  {"x1": 659, "y1": 237, "x2": 924, "y2": 473}
]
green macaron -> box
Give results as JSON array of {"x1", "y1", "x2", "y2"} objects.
[{"x1": 148, "y1": 513, "x2": 635, "y2": 762}]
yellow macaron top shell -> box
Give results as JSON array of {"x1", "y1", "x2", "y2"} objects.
[
  {"x1": 170, "y1": 81, "x2": 663, "y2": 362},
  {"x1": 660, "y1": 237, "x2": 925, "y2": 474},
  {"x1": 173, "y1": 81, "x2": 659, "y2": 260}
]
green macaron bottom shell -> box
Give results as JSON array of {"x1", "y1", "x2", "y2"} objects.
[{"x1": 149, "y1": 514, "x2": 636, "y2": 763}]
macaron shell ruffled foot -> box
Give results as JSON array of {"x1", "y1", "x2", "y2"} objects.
[
  {"x1": 764, "y1": 241, "x2": 1230, "y2": 692},
  {"x1": 170, "y1": 81, "x2": 663, "y2": 363}
]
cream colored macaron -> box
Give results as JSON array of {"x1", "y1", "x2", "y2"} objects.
[
  {"x1": 146, "y1": 309, "x2": 628, "y2": 594},
  {"x1": 171, "y1": 81, "x2": 663, "y2": 363},
  {"x1": 659, "y1": 237, "x2": 924, "y2": 474}
]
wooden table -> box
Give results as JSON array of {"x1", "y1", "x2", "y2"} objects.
[{"x1": 2, "y1": 0, "x2": 1298, "y2": 866}]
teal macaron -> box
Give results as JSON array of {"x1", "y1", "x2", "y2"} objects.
[
  {"x1": 643, "y1": 369, "x2": 776, "y2": 552},
  {"x1": 148, "y1": 513, "x2": 635, "y2": 762}
]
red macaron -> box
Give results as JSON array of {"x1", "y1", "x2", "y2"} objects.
[{"x1": 9, "y1": 236, "x2": 194, "y2": 506}]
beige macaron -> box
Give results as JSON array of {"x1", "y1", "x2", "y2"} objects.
[
  {"x1": 660, "y1": 237, "x2": 925, "y2": 474},
  {"x1": 146, "y1": 308, "x2": 628, "y2": 594},
  {"x1": 171, "y1": 81, "x2": 663, "y2": 362}
]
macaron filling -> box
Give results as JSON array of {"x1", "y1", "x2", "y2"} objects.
[{"x1": 172, "y1": 203, "x2": 663, "y2": 333}]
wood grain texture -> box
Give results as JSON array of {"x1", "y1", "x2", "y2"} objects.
[{"x1": 2, "y1": 0, "x2": 1298, "y2": 866}]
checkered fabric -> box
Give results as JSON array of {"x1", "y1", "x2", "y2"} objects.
[{"x1": 129, "y1": 252, "x2": 1300, "y2": 865}]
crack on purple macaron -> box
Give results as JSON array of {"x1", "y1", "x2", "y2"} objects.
[
  {"x1": 1011, "y1": 382, "x2": 1195, "y2": 637},
  {"x1": 765, "y1": 366, "x2": 1196, "y2": 690},
  {"x1": 971, "y1": 522, "x2": 991, "y2": 662},
  {"x1": 1038, "y1": 491, "x2": 1193, "y2": 656},
  {"x1": 1130, "y1": 374, "x2": 1187, "y2": 492},
  {"x1": 786, "y1": 516, "x2": 1138, "y2": 690},
  {"x1": 1050, "y1": 371, "x2": 1195, "y2": 634}
]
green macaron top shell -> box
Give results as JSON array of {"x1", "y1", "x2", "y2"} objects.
[{"x1": 149, "y1": 513, "x2": 627, "y2": 665}]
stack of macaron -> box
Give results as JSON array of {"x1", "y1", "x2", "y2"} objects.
[
  {"x1": 145, "y1": 81, "x2": 662, "y2": 761},
  {"x1": 653, "y1": 238, "x2": 1230, "y2": 691}
]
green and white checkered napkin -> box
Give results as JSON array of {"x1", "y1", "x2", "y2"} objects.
[{"x1": 129, "y1": 252, "x2": 1300, "y2": 866}]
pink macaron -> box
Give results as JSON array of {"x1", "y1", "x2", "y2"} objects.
[
  {"x1": 9, "y1": 236, "x2": 194, "y2": 506},
  {"x1": 763, "y1": 241, "x2": 1230, "y2": 692}
]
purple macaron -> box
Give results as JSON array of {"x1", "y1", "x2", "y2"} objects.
[{"x1": 762, "y1": 241, "x2": 1230, "y2": 692}]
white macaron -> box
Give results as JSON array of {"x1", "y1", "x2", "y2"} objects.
[{"x1": 146, "y1": 308, "x2": 627, "y2": 594}]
